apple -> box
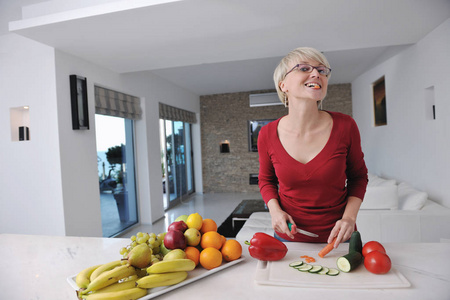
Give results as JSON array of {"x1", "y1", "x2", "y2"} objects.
[
  {"x1": 163, "y1": 249, "x2": 187, "y2": 261},
  {"x1": 160, "y1": 240, "x2": 171, "y2": 256},
  {"x1": 163, "y1": 230, "x2": 187, "y2": 250},
  {"x1": 184, "y1": 228, "x2": 201, "y2": 246},
  {"x1": 168, "y1": 220, "x2": 188, "y2": 233}
]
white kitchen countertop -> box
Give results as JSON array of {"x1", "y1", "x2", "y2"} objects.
[{"x1": 0, "y1": 234, "x2": 449, "y2": 299}]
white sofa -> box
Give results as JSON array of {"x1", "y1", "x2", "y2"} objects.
[{"x1": 236, "y1": 174, "x2": 450, "y2": 243}]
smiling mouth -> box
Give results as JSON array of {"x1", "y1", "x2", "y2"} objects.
[{"x1": 305, "y1": 83, "x2": 321, "y2": 89}]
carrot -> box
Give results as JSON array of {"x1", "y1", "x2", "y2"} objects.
[{"x1": 318, "y1": 237, "x2": 337, "y2": 258}]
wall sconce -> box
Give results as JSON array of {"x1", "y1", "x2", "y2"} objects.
[
  {"x1": 70, "y1": 75, "x2": 89, "y2": 130},
  {"x1": 220, "y1": 140, "x2": 230, "y2": 153}
]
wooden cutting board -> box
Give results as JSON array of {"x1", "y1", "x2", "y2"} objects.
[{"x1": 255, "y1": 250, "x2": 410, "y2": 289}]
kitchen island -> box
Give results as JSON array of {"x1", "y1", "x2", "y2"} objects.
[{"x1": 0, "y1": 234, "x2": 449, "y2": 299}]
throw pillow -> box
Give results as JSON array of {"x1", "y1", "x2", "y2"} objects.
[
  {"x1": 397, "y1": 182, "x2": 428, "y2": 210},
  {"x1": 361, "y1": 184, "x2": 399, "y2": 210}
]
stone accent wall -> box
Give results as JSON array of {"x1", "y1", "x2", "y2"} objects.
[{"x1": 200, "y1": 83, "x2": 352, "y2": 193}]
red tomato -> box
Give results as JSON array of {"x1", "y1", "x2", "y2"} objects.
[
  {"x1": 362, "y1": 241, "x2": 386, "y2": 257},
  {"x1": 364, "y1": 250, "x2": 391, "y2": 274}
]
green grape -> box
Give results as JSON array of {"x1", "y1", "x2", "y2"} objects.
[
  {"x1": 130, "y1": 235, "x2": 137, "y2": 241},
  {"x1": 137, "y1": 237, "x2": 147, "y2": 244},
  {"x1": 148, "y1": 237, "x2": 156, "y2": 245},
  {"x1": 152, "y1": 245, "x2": 160, "y2": 254},
  {"x1": 142, "y1": 232, "x2": 150, "y2": 240},
  {"x1": 131, "y1": 241, "x2": 137, "y2": 247},
  {"x1": 156, "y1": 233, "x2": 165, "y2": 241},
  {"x1": 136, "y1": 232, "x2": 144, "y2": 238},
  {"x1": 119, "y1": 247, "x2": 128, "y2": 255},
  {"x1": 154, "y1": 240, "x2": 161, "y2": 248},
  {"x1": 149, "y1": 233, "x2": 156, "y2": 239}
]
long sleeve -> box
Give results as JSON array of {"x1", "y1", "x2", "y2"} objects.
[
  {"x1": 257, "y1": 122, "x2": 280, "y2": 204},
  {"x1": 345, "y1": 117, "x2": 368, "y2": 200}
]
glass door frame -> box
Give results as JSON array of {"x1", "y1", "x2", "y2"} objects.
[{"x1": 160, "y1": 119, "x2": 195, "y2": 210}]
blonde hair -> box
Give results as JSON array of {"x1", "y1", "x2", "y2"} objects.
[{"x1": 273, "y1": 47, "x2": 331, "y2": 105}]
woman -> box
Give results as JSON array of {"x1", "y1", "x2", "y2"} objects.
[{"x1": 258, "y1": 47, "x2": 368, "y2": 248}]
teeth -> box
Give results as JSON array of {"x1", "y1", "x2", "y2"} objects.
[{"x1": 306, "y1": 83, "x2": 321, "y2": 89}]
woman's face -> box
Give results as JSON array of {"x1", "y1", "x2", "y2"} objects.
[{"x1": 279, "y1": 59, "x2": 329, "y2": 103}]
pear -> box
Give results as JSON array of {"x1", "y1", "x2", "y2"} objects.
[
  {"x1": 126, "y1": 244, "x2": 153, "y2": 268},
  {"x1": 163, "y1": 249, "x2": 186, "y2": 261}
]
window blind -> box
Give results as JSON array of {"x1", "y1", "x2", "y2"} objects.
[
  {"x1": 159, "y1": 103, "x2": 197, "y2": 124},
  {"x1": 95, "y1": 86, "x2": 142, "y2": 120}
]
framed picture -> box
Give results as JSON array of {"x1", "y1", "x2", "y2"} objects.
[
  {"x1": 372, "y1": 76, "x2": 387, "y2": 126},
  {"x1": 70, "y1": 75, "x2": 89, "y2": 130},
  {"x1": 248, "y1": 119, "x2": 274, "y2": 152}
]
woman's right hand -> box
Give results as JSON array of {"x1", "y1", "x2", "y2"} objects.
[{"x1": 267, "y1": 199, "x2": 295, "y2": 239}]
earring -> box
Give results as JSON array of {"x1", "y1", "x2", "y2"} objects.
[{"x1": 284, "y1": 94, "x2": 288, "y2": 108}]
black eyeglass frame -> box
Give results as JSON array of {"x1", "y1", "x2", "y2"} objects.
[{"x1": 284, "y1": 64, "x2": 332, "y2": 78}]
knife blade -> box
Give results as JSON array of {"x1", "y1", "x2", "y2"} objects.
[{"x1": 287, "y1": 222, "x2": 319, "y2": 238}]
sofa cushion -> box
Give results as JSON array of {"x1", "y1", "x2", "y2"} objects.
[
  {"x1": 361, "y1": 184, "x2": 398, "y2": 210},
  {"x1": 368, "y1": 173, "x2": 397, "y2": 187},
  {"x1": 397, "y1": 182, "x2": 428, "y2": 210}
]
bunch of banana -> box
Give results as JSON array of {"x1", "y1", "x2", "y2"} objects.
[
  {"x1": 79, "y1": 264, "x2": 137, "y2": 295},
  {"x1": 135, "y1": 259, "x2": 195, "y2": 289},
  {"x1": 74, "y1": 257, "x2": 196, "y2": 299}
]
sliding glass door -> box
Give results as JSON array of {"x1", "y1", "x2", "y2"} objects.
[
  {"x1": 96, "y1": 114, "x2": 138, "y2": 237},
  {"x1": 160, "y1": 119, "x2": 194, "y2": 210}
]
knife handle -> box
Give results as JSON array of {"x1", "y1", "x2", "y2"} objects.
[{"x1": 287, "y1": 222, "x2": 295, "y2": 232}]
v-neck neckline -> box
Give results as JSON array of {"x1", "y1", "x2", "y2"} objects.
[{"x1": 275, "y1": 111, "x2": 337, "y2": 168}]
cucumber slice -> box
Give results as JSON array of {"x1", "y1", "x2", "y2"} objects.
[
  {"x1": 289, "y1": 261, "x2": 303, "y2": 268},
  {"x1": 327, "y1": 268, "x2": 340, "y2": 276},
  {"x1": 318, "y1": 267, "x2": 329, "y2": 275},
  {"x1": 297, "y1": 264, "x2": 313, "y2": 272},
  {"x1": 308, "y1": 265, "x2": 323, "y2": 273}
]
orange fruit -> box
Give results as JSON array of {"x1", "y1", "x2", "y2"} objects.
[
  {"x1": 184, "y1": 246, "x2": 200, "y2": 266},
  {"x1": 220, "y1": 235, "x2": 227, "y2": 247},
  {"x1": 200, "y1": 231, "x2": 223, "y2": 250},
  {"x1": 200, "y1": 218, "x2": 218, "y2": 234},
  {"x1": 221, "y1": 239, "x2": 242, "y2": 262},
  {"x1": 199, "y1": 247, "x2": 223, "y2": 270}
]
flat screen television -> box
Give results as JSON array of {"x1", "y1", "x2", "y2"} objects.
[{"x1": 248, "y1": 119, "x2": 275, "y2": 152}]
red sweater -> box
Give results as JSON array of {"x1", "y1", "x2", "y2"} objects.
[{"x1": 258, "y1": 111, "x2": 368, "y2": 242}]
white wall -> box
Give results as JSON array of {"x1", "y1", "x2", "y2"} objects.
[
  {"x1": 121, "y1": 71, "x2": 202, "y2": 223},
  {"x1": 352, "y1": 18, "x2": 450, "y2": 208},
  {"x1": 0, "y1": 34, "x2": 66, "y2": 235},
  {"x1": 0, "y1": 32, "x2": 202, "y2": 236}
]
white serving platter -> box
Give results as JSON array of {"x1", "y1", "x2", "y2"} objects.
[
  {"x1": 68, "y1": 257, "x2": 244, "y2": 299},
  {"x1": 255, "y1": 250, "x2": 410, "y2": 289}
]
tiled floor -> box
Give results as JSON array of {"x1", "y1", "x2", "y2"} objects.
[{"x1": 116, "y1": 192, "x2": 262, "y2": 238}]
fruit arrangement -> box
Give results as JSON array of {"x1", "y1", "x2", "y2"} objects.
[{"x1": 74, "y1": 213, "x2": 242, "y2": 299}]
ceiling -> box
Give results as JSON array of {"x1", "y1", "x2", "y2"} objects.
[{"x1": 8, "y1": 0, "x2": 450, "y2": 95}]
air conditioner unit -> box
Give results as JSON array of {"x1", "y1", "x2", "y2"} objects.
[{"x1": 249, "y1": 92, "x2": 282, "y2": 107}]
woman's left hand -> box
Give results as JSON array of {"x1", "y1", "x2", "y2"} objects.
[{"x1": 328, "y1": 217, "x2": 355, "y2": 248}]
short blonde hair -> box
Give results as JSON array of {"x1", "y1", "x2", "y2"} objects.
[{"x1": 273, "y1": 47, "x2": 331, "y2": 104}]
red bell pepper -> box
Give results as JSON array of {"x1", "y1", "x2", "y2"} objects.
[{"x1": 245, "y1": 232, "x2": 288, "y2": 261}]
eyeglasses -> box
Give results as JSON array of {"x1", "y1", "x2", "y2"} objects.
[{"x1": 284, "y1": 64, "x2": 331, "y2": 78}]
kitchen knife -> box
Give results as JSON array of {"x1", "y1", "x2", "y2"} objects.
[{"x1": 287, "y1": 222, "x2": 319, "y2": 238}]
